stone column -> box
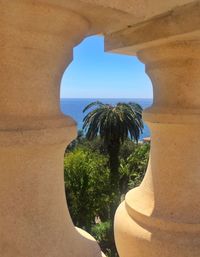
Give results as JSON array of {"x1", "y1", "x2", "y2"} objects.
[
  {"x1": 104, "y1": 3, "x2": 200, "y2": 255},
  {"x1": 114, "y1": 39, "x2": 200, "y2": 257},
  {"x1": 0, "y1": 1, "x2": 103, "y2": 256}
]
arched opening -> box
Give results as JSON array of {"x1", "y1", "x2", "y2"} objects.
[
  {"x1": 60, "y1": 35, "x2": 152, "y2": 139},
  {"x1": 60, "y1": 35, "x2": 153, "y2": 257}
]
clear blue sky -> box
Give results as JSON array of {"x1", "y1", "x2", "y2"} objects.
[{"x1": 60, "y1": 35, "x2": 153, "y2": 99}]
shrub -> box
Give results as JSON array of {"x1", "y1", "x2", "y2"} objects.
[
  {"x1": 120, "y1": 143, "x2": 150, "y2": 192},
  {"x1": 91, "y1": 221, "x2": 118, "y2": 257},
  {"x1": 64, "y1": 148, "x2": 112, "y2": 231}
]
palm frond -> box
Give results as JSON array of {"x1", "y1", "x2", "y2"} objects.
[
  {"x1": 82, "y1": 101, "x2": 144, "y2": 145},
  {"x1": 83, "y1": 101, "x2": 104, "y2": 113}
]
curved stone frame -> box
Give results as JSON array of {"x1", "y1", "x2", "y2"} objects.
[{"x1": 0, "y1": 1, "x2": 200, "y2": 257}]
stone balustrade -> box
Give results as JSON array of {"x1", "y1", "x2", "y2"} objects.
[
  {"x1": 0, "y1": 0, "x2": 199, "y2": 257},
  {"x1": 0, "y1": 1, "x2": 103, "y2": 257},
  {"x1": 106, "y1": 2, "x2": 200, "y2": 256}
]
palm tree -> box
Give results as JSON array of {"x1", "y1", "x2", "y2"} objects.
[
  {"x1": 83, "y1": 101, "x2": 143, "y2": 255},
  {"x1": 82, "y1": 101, "x2": 143, "y2": 196}
]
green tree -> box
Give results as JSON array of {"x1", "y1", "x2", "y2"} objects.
[
  {"x1": 82, "y1": 101, "x2": 143, "y2": 257},
  {"x1": 64, "y1": 142, "x2": 150, "y2": 257},
  {"x1": 120, "y1": 143, "x2": 150, "y2": 194},
  {"x1": 65, "y1": 129, "x2": 84, "y2": 152},
  {"x1": 119, "y1": 139, "x2": 136, "y2": 160},
  {"x1": 64, "y1": 148, "x2": 112, "y2": 231},
  {"x1": 82, "y1": 101, "x2": 143, "y2": 198}
]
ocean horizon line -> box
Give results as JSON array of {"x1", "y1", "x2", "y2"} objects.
[
  {"x1": 61, "y1": 97, "x2": 153, "y2": 100},
  {"x1": 60, "y1": 98, "x2": 151, "y2": 139}
]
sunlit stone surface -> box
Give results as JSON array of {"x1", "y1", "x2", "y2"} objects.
[
  {"x1": 0, "y1": 0, "x2": 199, "y2": 256},
  {"x1": 106, "y1": 2, "x2": 200, "y2": 256}
]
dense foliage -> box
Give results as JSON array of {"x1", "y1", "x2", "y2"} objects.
[
  {"x1": 82, "y1": 101, "x2": 144, "y2": 220},
  {"x1": 64, "y1": 99, "x2": 148, "y2": 257},
  {"x1": 120, "y1": 143, "x2": 150, "y2": 194},
  {"x1": 64, "y1": 148, "x2": 112, "y2": 231},
  {"x1": 64, "y1": 138, "x2": 150, "y2": 256}
]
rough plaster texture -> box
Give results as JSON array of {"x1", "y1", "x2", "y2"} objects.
[
  {"x1": 105, "y1": 1, "x2": 200, "y2": 54},
  {"x1": 10, "y1": 0, "x2": 197, "y2": 35},
  {"x1": 79, "y1": 0, "x2": 194, "y2": 24}
]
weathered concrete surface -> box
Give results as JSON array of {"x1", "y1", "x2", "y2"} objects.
[
  {"x1": 105, "y1": 1, "x2": 200, "y2": 54},
  {"x1": 79, "y1": 0, "x2": 194, "y2": 24},
  {"x1": 2, "y1": 0, "x2": 195, "y2": 36}
]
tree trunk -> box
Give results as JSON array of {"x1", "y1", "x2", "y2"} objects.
[{"x1": 107, "y1": 142, "x2": 120, "y2": 195}]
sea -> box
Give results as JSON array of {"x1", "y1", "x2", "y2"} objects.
[{"x1": 60, "y1": 98, "x2": 153, "y2": 140}]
